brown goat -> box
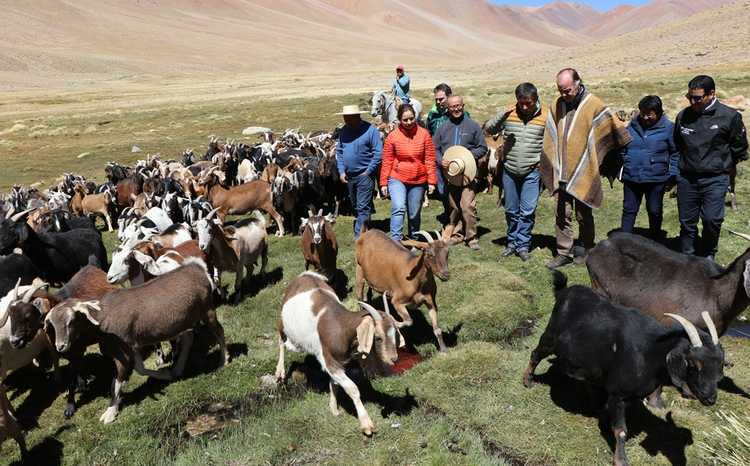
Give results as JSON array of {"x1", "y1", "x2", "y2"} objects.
[
  {"x1": 355, "y1": 228, "x2": 451, "y2": 352},
  {"x1": 197, "y1": 171, "x2": 285, "y2": 236},
  {"x1": 115, "y1": 177, "x2": 142, "y2": 210},
  {"x1": 300, "y1": 209, "x2": 337, "y2": 278},
  {"x1": 45, "y1": 259, "x2": 227, "y2": 424},
  {"x1": 0, "y1": 383, "x2": 25, "y2": 459},
  {"x1": 9, "y1": 265, "x2": 117, "y2": 418},
  {"x1": 73, "y1": 185, "x2": 114, "y2": 231}
]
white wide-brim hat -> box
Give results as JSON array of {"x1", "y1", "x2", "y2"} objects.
[
  {"x1": 335, "y1": 105, "x2": 368, "y2": 115},
  {"x1": 443, "y1": 145, "x2": 477, "y2": 187}
]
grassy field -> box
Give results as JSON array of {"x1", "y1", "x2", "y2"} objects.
[{"x1": 1, "y1": 72, "x2": 750, "y2": 465}]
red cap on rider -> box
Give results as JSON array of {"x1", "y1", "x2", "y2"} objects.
[{"x1": 396, "y1": 65, "x2": 404, "y2": 71}]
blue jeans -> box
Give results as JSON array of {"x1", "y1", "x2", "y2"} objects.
[
  {"x1": 502, "y1": 168, "x2": 540, "y2": 252},
  {"x1": 388, "y1": 178, "x2": 425, "y2": 240},
  {"x1": 677, "y1": 173, "x2": 729, "y2": 256},
  {"x1": 621, "y1": 181, "x2": 666, "y2": 237},
  {"x1": 347, "y1": 173, "x2": 374, "y2": 238}
]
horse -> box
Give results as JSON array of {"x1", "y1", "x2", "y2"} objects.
[{"x1": 371, "y1": 90, "x2": 423, "y2": 126}]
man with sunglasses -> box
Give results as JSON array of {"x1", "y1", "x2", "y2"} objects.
[{"x1": 673, "y1": 75, "x2": 748, "y2": 259}]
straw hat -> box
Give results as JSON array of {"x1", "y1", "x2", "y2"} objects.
[
  {"x1": 443, "y1": 145, "x2": 477, "y2": 187},
  {"x1": 335, "y1": 105, "x2": 368, "y2": 115}
]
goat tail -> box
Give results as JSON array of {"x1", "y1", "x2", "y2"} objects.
[{"x1": 551, "y1": 270, "x2": 568, "y2": 294}]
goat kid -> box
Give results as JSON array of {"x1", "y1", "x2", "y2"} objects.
[{"x1": 196, "y1": 209, "x2": 267, "y2": 304}]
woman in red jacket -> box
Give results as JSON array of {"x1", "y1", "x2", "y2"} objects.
[{"x1": 380, "y1": 104, "x2": 437, "y2": 240}]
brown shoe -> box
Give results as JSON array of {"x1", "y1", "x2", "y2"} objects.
[{"x1": 546, "y1": 255, "x2": 573, "y2": 270}]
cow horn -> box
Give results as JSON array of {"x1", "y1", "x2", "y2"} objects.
[
  {"x1": 701, "y1": 311, "x2": 720, "y2": 345},
  {"x1": 728, "y1": 230, "x2": 750, "y2": 242},
  {"x1": 22, "y1": 280, "x2": 48, "y2": 303},
  {"x1": 665, "y1": 313, "x2": 703, "y2": 347},
  {"x1": 358, "y1": 301, "x2": 382, "y2": 321}
]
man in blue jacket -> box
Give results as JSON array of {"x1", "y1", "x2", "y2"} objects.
[
  {"x1": 392, "y1": 65, "x2": 410, "y2": 103},
  {"x1": 620, "y1": 95, "x2": 679, "y2": 240},
  {"x1": 674, "y1": 75, "x2": 748, "y2": 259},
  {"x1": 335, "y1": 105, "x2": 383, "y2": 238}
]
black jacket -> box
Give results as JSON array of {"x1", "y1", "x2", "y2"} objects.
[{"x1": 674, "y1": 100, "x2": 748, "y2": 175}]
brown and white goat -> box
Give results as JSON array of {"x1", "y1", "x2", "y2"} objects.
[
  {"x1": 355, "y1": 228, "x2": 451, "y2": 352},
  {"x1": 45, "y1": 258, "x2": 227, "y2": 424},
  {"x1": 0, "y1": 383, "x2": 25, "y2": 459},
  {"x1": 275, "y1": 271, "x2": 403, "y2": 435},
  {"x1": 196, "y1": 168, "x2": 285, "y2": 236},
  {"x1": 72, "y1": 185, "x2": 115, "y2": 231},
  {"x1": 108, "y1": 239, "x2": 206, "y2": 286},
  {"x1": 300, "y1": 209, "x2": 337, "y2": 278},
  {"x1": 196, "y1": 209, "x2": 267, "y2": 303}
]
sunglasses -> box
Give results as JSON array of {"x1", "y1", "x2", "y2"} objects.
[{"x1": 685, "y1": 93, "x2": 706, "y2": 102}]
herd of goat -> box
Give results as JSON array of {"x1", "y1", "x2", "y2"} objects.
[{"x1": 0, "y1": 126, "x2": 748, "y2": 466}]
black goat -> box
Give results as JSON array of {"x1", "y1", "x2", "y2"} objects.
[
  {"x1": 35, "y1": 209, "x2": 98, "y2": 234},
  {"x1": 586, "y1": 232, "x2": 750, "y2": 335},
  {"x1": 523, "y1": 271, "x2": 724, "y2": 466},
  {"x1": 0, "y1": 211, "x2": 107, "y2": 286},
  {"x1": 0, "y1": 253, "x2": 39, "y2": 297}
]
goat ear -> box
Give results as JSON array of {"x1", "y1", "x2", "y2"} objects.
[
  {"x1": 32, "y1": 297, "x2": 51, "y2": 315},
  {"x1": 74, "y1": 300, "x2": 102, "y2": 326},
  {"x1": 743, "y1": 260, "x2": 750, "y2": 298},
  {"x1": 666, "y1": 346, "x2": 689, "y2": 392},
  {"x1": 396, "y1": 325, "x2": 406, "y2": 348},
  {"x1": 15, "y1": 222, "x2": 29, "y2": 244},
  {"x1": 355, "y1": 316, "x2": 376, "y2": 358},
  {"x1": 131, "y1": 250, "x2": 159, "y2": 274}
]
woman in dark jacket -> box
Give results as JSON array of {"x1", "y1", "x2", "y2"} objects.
[{"x1": 620, "y1": 95, "x2": 680, "y2": 238}]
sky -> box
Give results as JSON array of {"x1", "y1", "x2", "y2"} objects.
[{"x1": 495, "y1": 0, "x2": 649, "y2": 11}]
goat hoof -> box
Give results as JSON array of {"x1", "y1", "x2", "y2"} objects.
[
  {"x1": 522, "y1": 374, "x2": 534, "y2": 388},
  {"x1": 99, "y1": 407, "x2": 118, "y2": 424},
  {"x1": 361, "y1": 424, "x2": 376, "y2": 436},
  {"x1": 64, "y1": 404, "x2": 76, "y2": 419}
]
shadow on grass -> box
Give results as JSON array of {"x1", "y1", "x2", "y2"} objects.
[
  {"x1": 718, "y1": 375, "x2": 750, "y2": 399},
  {"x1": 10, "y1": 432, "x2": 65, "y2": 466},
  {"x1": 533, "y1": 363, "x2": 693, "y2": 466},
  {"x1": 5, "y1": 365, "x2": 62, "y2": 430},
  {"x1": 286, "y1": 355, "x2": 418, "y2": 421},
  {"x1": 371, "y1": 294, "x2": 462, "y2": 351},
  {"x1": 233, "y1": 266, "x2": 284, "y2": 303},
  {"x1": 328, "y1": 268, "x2": 350, "y2": 300},
  {"x1": 492, "y1": 233, "x2": 557, "y2": 256}
]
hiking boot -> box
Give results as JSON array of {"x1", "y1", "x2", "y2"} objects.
[
  {"x1": 546, "y1": 255, "x2": 573, "y2": 270},
  {"x1": 468, "y1": 241, "x2": 481, "y2": 251},
  {"x1": 517, "y1": 249, "x2": 530, "y2": 262},
  {"x1": 500, "y1": 247, "x2": 516, "y2": 258}
]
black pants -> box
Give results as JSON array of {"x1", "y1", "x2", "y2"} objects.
[
  {"x1": 677, "y1": 173, "x2": 729, "y2": 256},
  {"x1": 621, "y1": 181, "x2": 666, "y2": 238}
]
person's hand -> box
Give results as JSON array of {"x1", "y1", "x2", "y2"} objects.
[
  {"x1": 441, "y1": 159, "x2": 451, "y2": 170},
  {"x1": 381, "y1": 186, "x2": 388, "y2": 197},
  {"x1": 427, "y1": 184, "x2": 435, "y2": 195},
  {"x1": 339, "y1": 173, "x2": 347, "y2": 184},
  {"x1": 665, "y1": 175, "x2": 677, "y2": 191}
]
